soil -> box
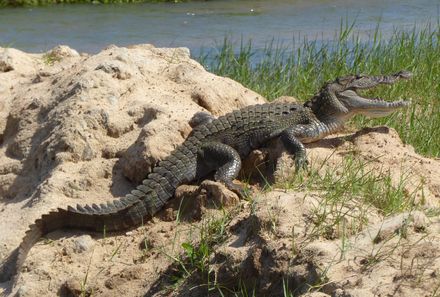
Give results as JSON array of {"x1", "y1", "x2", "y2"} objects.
[{"x1": 0, "y1": 44, "x2": 439, "y2": 297}]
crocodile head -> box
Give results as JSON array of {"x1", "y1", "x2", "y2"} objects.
[{"x1": 306, "y1": 70, "x2": 412, "y2": 122}]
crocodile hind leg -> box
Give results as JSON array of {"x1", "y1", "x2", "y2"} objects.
[{"x1": 198, "y1": 142, "x2": 245, "y2": 196}]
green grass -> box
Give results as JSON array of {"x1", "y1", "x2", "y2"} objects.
[
  {"x1": 278, "y1": 154, "x2": 422, "y2": 240},
  {"x1": 272, "y1": 155, "x2": 428, "y2": 294},
  {"x1": 199, "y1": 21, "x2": 440, "y2": 157},
  {"x1": 158, "y1": 23, "x2": 440, "y2": 295},
  {"x1": 42, "y1": 51, "x2": 62, "y2": 65},
  {"x1": 156, "y1": 209, "x2": 234, "y2": 294}
]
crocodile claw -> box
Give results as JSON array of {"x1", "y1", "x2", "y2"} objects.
[{"x1": 295, "y1": 155, "x2": 309, "y2": 172}]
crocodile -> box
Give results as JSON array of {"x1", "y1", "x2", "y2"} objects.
[{"x1": 0, "y1": 70, "x2": 412, "y2": 282}]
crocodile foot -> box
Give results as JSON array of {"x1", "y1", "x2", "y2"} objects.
[
  {"x1": 295, "y1": 155, "x2": 309, "y2": 172},
  {"x1": 224, "y1": 181, "x2": 248, "y2": 199}
]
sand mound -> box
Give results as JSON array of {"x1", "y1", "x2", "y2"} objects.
[
  {"x1": 207, "y1": 125, "x2": 440, "y2": 296},
  {"x1": 0, "y1": 45, "x2": 439, "y2": 297}
]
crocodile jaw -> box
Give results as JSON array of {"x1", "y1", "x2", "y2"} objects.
[{"x1": 338, "y1": 90, "x2": 411, "y2": 118}]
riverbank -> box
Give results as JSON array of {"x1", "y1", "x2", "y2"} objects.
[
  {"x1": 0, "y1": 42, "x2": 439, "y2": 296},
  {"x1": 0, "y1": 0, "x2": 187, "y2": 8},
  {"x1": 200, "y1": 23, "x2": 440, "y2": 158}
]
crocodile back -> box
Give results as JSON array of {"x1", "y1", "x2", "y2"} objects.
[{"x1": 188, "y1": 102, "x2": 314, "y2": 157}]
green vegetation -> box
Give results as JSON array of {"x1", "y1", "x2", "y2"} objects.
[
  {"x1": 279, "y1": 155, "x2": 422, "y2": 240},
  {"x1": 159, "y1": 155, "x2": 427, "y2": 295},
  {"x1": 190, "y1": 24, "x2": 439, "y2": 294},
  {"x1": 157, "y1": 210, "x2": 235, "y2": 294},
  {"x1": 42, "y1": 51, "x2": 62, "y2": 65},
  {"x1": 0, "y1": 0, "x2": 187, "y2": 7},
  {"x1": 199, "y1": 22, "x2": 440, "y2": 157}
]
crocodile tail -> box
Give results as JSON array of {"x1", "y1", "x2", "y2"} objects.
[
  {"x1": 0, "y1": 149, "x2": 194, "y2": 282},
  {"x1": 0, "y1": 197, "x2": 150, "y2": 282},
  {"x1": 0, "y1": 208, "x2": 80, "y2": 282}
]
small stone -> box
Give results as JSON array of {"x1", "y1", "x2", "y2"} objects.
[
  {"x1": 72, "y1": 235, "x2": 95, "y2": 253},
  {"x1": 47, "y1": 45, "x2": 80, "y2": 59},
  {"x1": 200, "y1": 180, "x2": 239, "y2": 207},
  {"x1": 60, "y1": 278, "x2": 81, "y2": 296}
]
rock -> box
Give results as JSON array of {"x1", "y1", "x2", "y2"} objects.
[
  {"x1": 0, "y1": 43, "x2": 265, "y2": 252},
  {"x1": 72, "y1": 235, "x2": 95, "y2": 253},
  {"x1": 171, "y1": 181, "x2": 240, "y2": 221},
  {"x1": 0, "y1": 43, "x2": 265, "y2": 295},
  {"x1": 60, "y1": 277, "x2": 95, "y2": 297},
  {"x1": 47, "y1": 45, "x2": 80, "y2": 60},
  {"x1": 0, "y1": 47, "x2": 41, "y2": 74},
  {"x1": 1, "y1": 43, "x2": 440, "y2": 297},
  {"x1": 199, "y1": 180, "x2": 240, "y2": 207}
]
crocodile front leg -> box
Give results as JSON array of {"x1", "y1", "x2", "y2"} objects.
[
  {"x1": 280, "y1": 127, "x2": 309, "y2": 171},
  {"x1": 198, "y1": 142, "x2": 244, "y2": 195}
]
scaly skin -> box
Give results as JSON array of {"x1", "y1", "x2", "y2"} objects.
[{"x1": 0, "y1": 71, "x2": 412, "y2": 283}]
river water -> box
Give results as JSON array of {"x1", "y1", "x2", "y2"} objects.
[{"x1": 0, "y1": 0, "x2": 438, "y2": 55}]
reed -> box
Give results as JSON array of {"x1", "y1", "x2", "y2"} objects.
[{"x1": 199, "y1": 21, "x2": 440, "y2": 157}]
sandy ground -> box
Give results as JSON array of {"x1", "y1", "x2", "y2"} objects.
[{"x1": 0, "y1": 45, "x2": 439, "y2": 297}]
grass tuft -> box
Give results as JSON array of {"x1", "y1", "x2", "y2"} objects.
[
  {"x1": 199, "y1": 22, "x2": 440, "y2": 157},
  {"x1": 277, "y1": 155, "x2": 422, "y2": 240}
]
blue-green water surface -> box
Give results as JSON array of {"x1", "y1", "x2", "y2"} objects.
[{"x1": 0, "y1": 0, "x2": 438, "y2": 54}]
